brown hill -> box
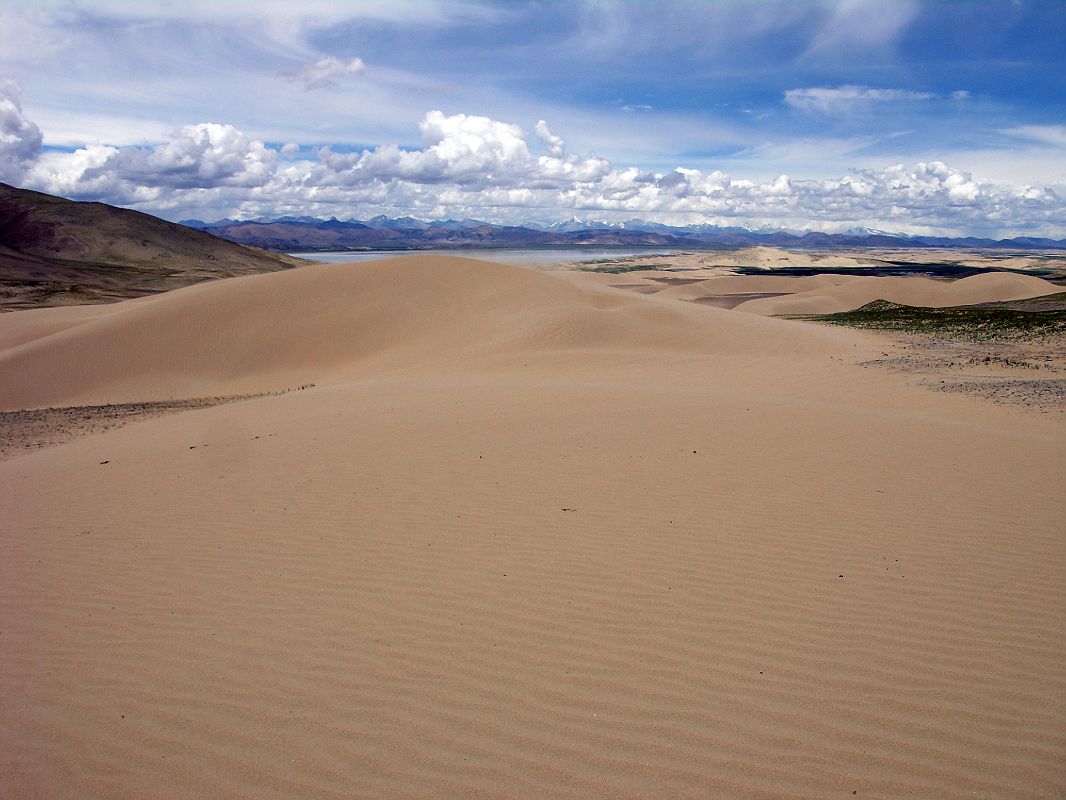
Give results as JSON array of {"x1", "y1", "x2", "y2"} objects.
[{"x1": 0, "y1": 183, "x2": 305, "y2": 310}]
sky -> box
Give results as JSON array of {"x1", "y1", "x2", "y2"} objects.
[{"x1": 1, "y1": 0, "x2": 1065, "y2": 236}]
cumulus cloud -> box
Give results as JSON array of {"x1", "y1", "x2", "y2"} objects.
[
  {"x1": 0, "y1": 79, "x2": 43, "y2": 183},
  {"x1": 30, "y1": 144, "x2": 121, "y2": 199},
  {"x1": 785, "y1": 85, "x2": 935, "y2": 114},
  {"x1": 281, "y1": 56, "x2": 366, "y2": 90},
  {"x1": 26, "y1": 122, "x2": 276, "y2": 204},
  {"x1": 534, "y1": 120, "x2": 564, "y2": 157},
  {"x1": 417, "y1": 110, "x2": 529, "y2": 180},
  {"x1": 303, "y1": 125, "x2": 1065, "y2": 234},
  {"x1": 19, "y1": 108, "x2": 1066, "y2": 237},
  {"x1": 312, "y1": 111, "x2": 611, "y2": 190},
  {"x1": 102, "y1": 123, "x2": 277, "y2": 188}
]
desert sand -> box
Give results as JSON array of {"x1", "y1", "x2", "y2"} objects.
[
  {"x1": 731, "y1": 272, "x2": 1062, "y2": 315},
  {"x1": 2, "y1": 255, "x2": 1064, "y2": 799}
]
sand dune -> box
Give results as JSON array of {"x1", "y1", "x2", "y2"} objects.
[
  {"x1": 735, "y1": 271, "x2": 1061, "y2": 315},
  {"x1": 2, "y1": 256, "x2": 1064, "y2": 799},
  {"x1": 0, "y1": 302, "x2": 116, "y2": 352}
]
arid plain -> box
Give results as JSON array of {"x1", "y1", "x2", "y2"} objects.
[{"x1": 2, "y1": 251, "x2": 1065, "y2": 799}]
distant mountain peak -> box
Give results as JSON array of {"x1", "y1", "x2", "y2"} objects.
[{"x1": 170, "y1": 209, "x2": 1065, "y2": 252}]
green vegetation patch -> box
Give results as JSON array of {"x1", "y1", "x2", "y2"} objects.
[{"x1": 799, "y1": 296, "x2": 1066, "y2": 341}]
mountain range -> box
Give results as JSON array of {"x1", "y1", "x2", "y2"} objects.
[{"x1": 181, "y1": 215, "x2": 1066, "y2": 252}]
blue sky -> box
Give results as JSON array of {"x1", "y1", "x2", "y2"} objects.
[{"x1": 1, "y1": 0, "x2": 1064, "y2": 235}]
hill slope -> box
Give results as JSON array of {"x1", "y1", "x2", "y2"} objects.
[{"x1": 0, "y1": 183, "x2": 305, "y2": 310}]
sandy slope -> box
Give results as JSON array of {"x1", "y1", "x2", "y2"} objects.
[
  {"x1": 0, "y1": 302, "x2": 116, "y2": 352},
  {"x1": 734, "y1": 272, "x2": 1061, "y2": 315},
  {"x1": 2, "y1": 256, "x2": 1064, "y2": 800},
  {"x1": 0, "y1": 255, "x2": 876, "y2": 412}
]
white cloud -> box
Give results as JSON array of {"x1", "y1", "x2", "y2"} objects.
[
  {"x1": 311, "y1": 111, "x2": 610, "y2": 190},
  {"x1": 281, "y1": 56, "x2": 366, "y2": 91},
  {"x1": 419, "y1": 110, "x2": 529, "y2": 179},
  {"x1": 534, "y1": 120, "x2": 565, "y2": 157},
  {"x1": 785, "y1": 85, "x2": 935, "y2": 114},
  {"x1": 26, "y1": 123, "x2": 276, "y2": 203},
  {"x1": 0, "y1": 79, "x2": 43, "y2": 183},
  {"x1": 30, "y1": 144, "x2": 122, "y2": 199},
  {"x1": 15, "y1": 107, "x2": 1066, "y2": 237},
  {"x1": 103, "y1": 123, "x2": 277, "y2": 188}
]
